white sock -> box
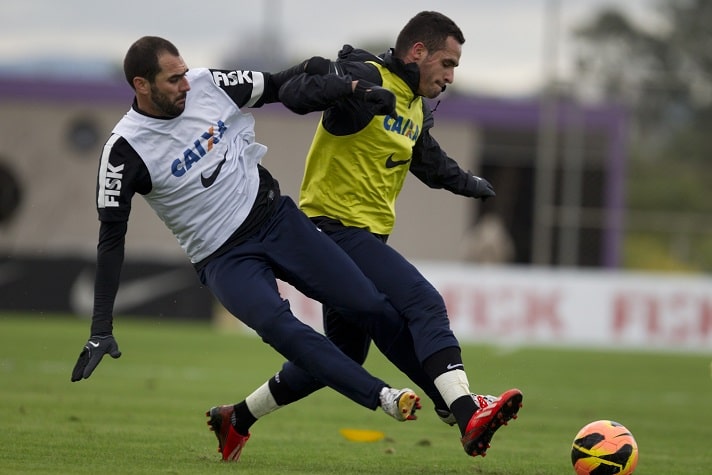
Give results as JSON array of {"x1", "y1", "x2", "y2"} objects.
[
  {"x1": 433, "y1": 369, "x2": 471, "y2": 407},
  {"x1": 245, "y1": 381, "x2": 280, "y2": 419}
]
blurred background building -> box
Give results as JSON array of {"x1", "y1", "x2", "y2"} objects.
[{"x1": 1, "y1": 1, "x2": 710, "y2": 337}]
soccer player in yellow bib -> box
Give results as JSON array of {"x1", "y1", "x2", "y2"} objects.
[{"x1": 213, "y1": 11, "x2": 523, "y2": 459}]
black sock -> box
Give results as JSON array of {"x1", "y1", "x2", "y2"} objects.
[
  {"x1": 422, "y1": 347, "x2": 464, "y2": 379},
  {"x1": 451, "y1": 395, "x2": 478, "y2": 435},
  {"x1": 232, "y1": 401, "x2": 256, "y2": 435}
]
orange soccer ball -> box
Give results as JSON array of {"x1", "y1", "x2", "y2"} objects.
[{"x1": 571, "y1": 420, "x2": 639, "y2": 475}]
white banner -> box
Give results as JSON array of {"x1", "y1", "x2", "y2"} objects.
[{"x1": 276, "y1": 263, "x2": 712, "y2": 353}]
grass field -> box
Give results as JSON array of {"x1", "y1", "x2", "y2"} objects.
[{"x1": 1, "y1": 312, "x2": 710, "y2": 474}]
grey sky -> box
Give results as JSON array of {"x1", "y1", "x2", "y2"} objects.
[{"x1": 2, "y1": 0, "x2": 658, "y2": 95}]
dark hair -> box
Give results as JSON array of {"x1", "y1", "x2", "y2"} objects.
[
  {"x1": 394, "y1": 11, "x2": 465, "y2": 58},
  {"x1": 123, "y1": 36, "x2": 180, "y2": 88}
]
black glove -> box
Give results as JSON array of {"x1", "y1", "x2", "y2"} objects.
[
  {"x1": 353, "y1": 80, "x2": 397, "y2": 118},
  {"x1": 71, "y1": 335, "x2": 121, "y2": 382},
  {"x1": 469, "y1": 174, "x2": 496, "y2": 201}
]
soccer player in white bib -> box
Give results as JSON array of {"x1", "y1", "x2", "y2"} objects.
[{"x1": 70, "y1": 36, "x2": 428, "y2": 461}]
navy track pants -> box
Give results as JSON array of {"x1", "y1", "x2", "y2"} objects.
[{"x1": 278, "y1": 218, "x2": 460, "y2": 406}]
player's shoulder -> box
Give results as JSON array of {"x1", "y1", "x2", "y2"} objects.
[{"x1": 105, "y1": 134, "x2": 136, "y2": 156}]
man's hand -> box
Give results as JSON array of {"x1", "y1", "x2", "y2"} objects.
[
  {"x1": 470, "y1": 175, "x2": 496, "y2": 201},
  {"x1": 71, "y1": 335, "x2": 121, "y2": 382},
  {"x1": 353, "y1": 80, "x2": 397, "y2": 118}
]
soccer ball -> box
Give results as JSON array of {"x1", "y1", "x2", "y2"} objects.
[{"x1": 571, "y1": 420, "x2": 638, "y2": 475}]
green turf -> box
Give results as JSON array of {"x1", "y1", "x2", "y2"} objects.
[{"x1": 1, "y1": 312, "x2": 710, "y2": 474}]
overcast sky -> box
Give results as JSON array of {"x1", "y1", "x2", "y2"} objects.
[{"x1": 2, "y1": 0, "x2": 660, "y2": 96}]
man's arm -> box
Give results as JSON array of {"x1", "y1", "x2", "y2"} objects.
[
  {"x1": 279, "y1": 70, "x2": 395, "y2": 118},
  {"x1": 90, "y1": 220, "x2": 126, "y2": 336},
  {"x1": 70, "y1": 220, "x2": 125, "y2": 382},
  {"x1": 71, "y1": 135, "x2": 147, "y2": 382},
  {"x1": 278, "y1": 72, "x2": 354, "y2": 114},
  {"x1": 211, "y1": 56, "x2": 331, "y2": 108}
]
